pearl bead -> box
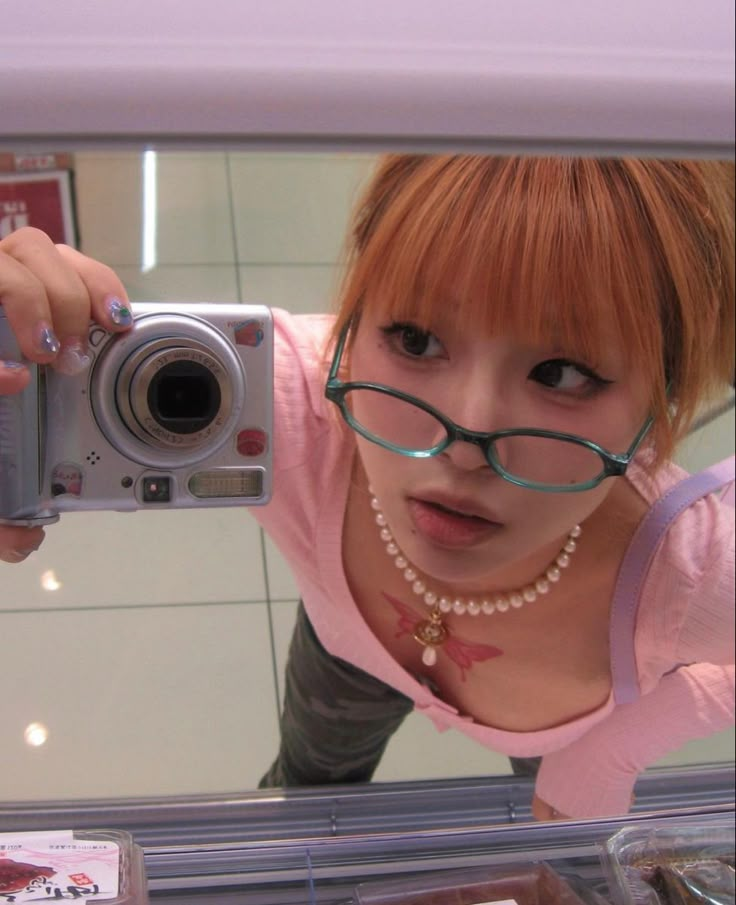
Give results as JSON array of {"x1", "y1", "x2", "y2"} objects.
[{"x1": 369, "y1": 493, "x2": 579, "y2": 641}]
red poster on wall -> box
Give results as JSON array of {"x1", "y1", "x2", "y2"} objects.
[{"x1": 0, "y1": 170, "x2": 76, "y2": 246}]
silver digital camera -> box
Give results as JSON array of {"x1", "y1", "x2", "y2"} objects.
[{"x1": 0, "y1": 303, "x2": 273, "y2": 526}]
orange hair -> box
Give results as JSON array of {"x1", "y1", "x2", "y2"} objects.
[{"x1": 332, "y1": 155, "x2": 735, "y2": 465}]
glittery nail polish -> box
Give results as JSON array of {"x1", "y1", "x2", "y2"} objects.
[
  {"x1": 1, "y1": 360, "x2": 26, "y2": 370},
  {"x1": 35, "y1": 324, "x2": 61, "y2": 355},
  {"x1": 106, "y1": 296, "x2": 133, "y2": 327}
]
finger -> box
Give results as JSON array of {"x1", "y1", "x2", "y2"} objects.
[
  {"x1": 56, "y1": 245, "x2": 133, "y2": 333},
  {"x1": 532, "y1": 794, "x2": 553, "y2": 821},
  {"x1": 0, "y1": 227, "x2": 91, "y2": 364},
  {"x1": 0, "y1": 359, "x2": 31, "y2": 394},
  {"x1": 0, "y1": 525, "x2": 45, "y2": 563},
  {"x1": 0, "y1": 245, "x2": 59, "y2": 365},
  {"x1": 532, "y1": 793, "x2": 568, "y2": 822}
]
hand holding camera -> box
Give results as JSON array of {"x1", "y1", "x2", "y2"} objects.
[{"x1": 0, "y1": 227, "x2": 273, "y2": 561}]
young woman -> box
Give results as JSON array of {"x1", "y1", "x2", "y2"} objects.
[{"x1": 0, "y1": 155, "x2": 733, "y2": 820}]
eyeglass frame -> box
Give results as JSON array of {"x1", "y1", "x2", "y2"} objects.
[{"x1": 324, "y1": 321, "x2": 657, "y2": 494}]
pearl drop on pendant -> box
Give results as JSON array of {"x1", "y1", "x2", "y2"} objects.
[{"x1": 422, "y1": 646, "x2": 438, "y2": 666}]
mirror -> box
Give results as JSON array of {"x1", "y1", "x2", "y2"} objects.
[{"x1": 1, "y1": 148, "x2": 733, "y2": 810}]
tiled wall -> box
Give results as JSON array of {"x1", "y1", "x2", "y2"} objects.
[{"x1": 1, "y1": 152, "x2": 733, "y2": 802}]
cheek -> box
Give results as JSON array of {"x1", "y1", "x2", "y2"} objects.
[{"x1": 517, "y1": 483, "x2": 612, "y2": 542}]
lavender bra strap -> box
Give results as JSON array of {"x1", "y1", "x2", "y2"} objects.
[{"x1": 610, "y1": 458, "x2": 735, "y2": 705}]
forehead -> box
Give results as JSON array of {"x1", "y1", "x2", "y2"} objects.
[
  {"x1": 346, "y1": 157, "x2": 669, "y2": 377},
  {"x1": 361, "y1": 270, "x2": 628, "y2": 372}
]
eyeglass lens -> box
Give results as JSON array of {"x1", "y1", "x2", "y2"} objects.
[{"x1": 343, "y1": 387, "x2": 604, "y2": 486}]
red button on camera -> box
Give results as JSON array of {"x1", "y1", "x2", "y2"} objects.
[{"x1": 237, "y1": 429, "x2": 267, "y2": 457}]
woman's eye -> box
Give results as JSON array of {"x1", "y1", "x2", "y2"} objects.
[
  {"x1": 381, "y1": 323, "x2": 445, "y2": 358},
  {"x1": 530, "y1": 359, "x2": 609, "y2": 392}
]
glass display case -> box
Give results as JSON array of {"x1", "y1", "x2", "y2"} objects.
[{"x1": 0, "y1": 1, "x2": 733, "y2": 903}]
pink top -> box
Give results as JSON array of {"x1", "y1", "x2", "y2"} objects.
[{"x1": 252, "y1": 310, "x2": 735, "y2": 818}]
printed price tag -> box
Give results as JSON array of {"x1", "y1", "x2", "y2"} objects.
[{"x1": 0, "y1": 831, "x2": 119, "y2": 903}]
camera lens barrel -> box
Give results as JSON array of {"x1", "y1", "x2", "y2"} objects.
[
  {"x1": 118, "y1": 338, "x2": 233, "y2": 449},
  {"x1": 90, "y1": 313, "x2": 246, "y2": 468}
]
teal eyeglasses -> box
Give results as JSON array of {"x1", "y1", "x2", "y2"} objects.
[{"x1": 325, "y1": 323, "x2": 655, "y2": 493}]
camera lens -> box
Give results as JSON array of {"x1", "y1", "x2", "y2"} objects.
[
  {"x1": 93, "y1": 315, "x2": 244, "y2": 462},
  {"x1": 147, "y1": 360, "x2": 222, "y2": 434}
]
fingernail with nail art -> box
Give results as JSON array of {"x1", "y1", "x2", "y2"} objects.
[
  {"x1": 106, "y1": 296, "x2": 133, "y2": 327},
  {"x1": 1, "y1": 360, "x2": 27, "y2": 370},
  {"x1": 35, "y1": 324, "x2": 61, "y2": 356},
  {"x1": 55, "y1": 338, "x2": 92, "y2": 376}
]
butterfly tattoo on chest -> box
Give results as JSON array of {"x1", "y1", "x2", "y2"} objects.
[{"x1": 382, "y1": 591, "x2": 504, "y2": 681}]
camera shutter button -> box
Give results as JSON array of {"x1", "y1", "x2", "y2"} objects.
[{"x1": 88, "y1": 326, "x2": 109, "y2": 348}]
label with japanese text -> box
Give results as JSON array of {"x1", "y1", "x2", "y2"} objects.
[{"x1": 0, "y1": 831, "x2": 119, "y2": 903}]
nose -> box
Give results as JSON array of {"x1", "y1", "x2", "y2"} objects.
[
  {"x1": 435, "y1": 377, "x2": 512, "y2": 472},
  {"x1": 440, "y1": 434, "x2": 490, "y2": 471}
]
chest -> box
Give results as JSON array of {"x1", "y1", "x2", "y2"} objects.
[{"x1": 342, "y1": 481, "x2": 641, "y2": 732}]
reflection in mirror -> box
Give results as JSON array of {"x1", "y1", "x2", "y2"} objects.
[{"x1": 0, "y1": 151, "x2": 733, "y2": 819}]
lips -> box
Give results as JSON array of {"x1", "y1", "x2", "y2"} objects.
[{"x1": 407, "y1": 494, "x2": 503, "y2": 547}]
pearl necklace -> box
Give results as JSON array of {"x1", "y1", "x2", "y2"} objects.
[{"x1": 371, "y1": 491, "x2": 582, "y2": 667}]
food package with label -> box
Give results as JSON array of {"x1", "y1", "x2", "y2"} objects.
[
  {"x1": 0, "y1": 829, "x2": 148, "y2": 904},
  {"x1": 603, "y1": 817, "x2": 735, "y2": 905},
  {"x1": 352, "y1": 861, "x2": 608, "y2": 904}
]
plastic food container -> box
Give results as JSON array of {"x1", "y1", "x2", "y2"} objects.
[
  {"x1": 0, "y1": 829, "x2": 148, "y2": 904},
  {"x1": 603, "y1": 817, "x2": 735, "y2": 905},
  {"x1": 352, "y1": 861, "x2": 603, "y2": 904}
]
